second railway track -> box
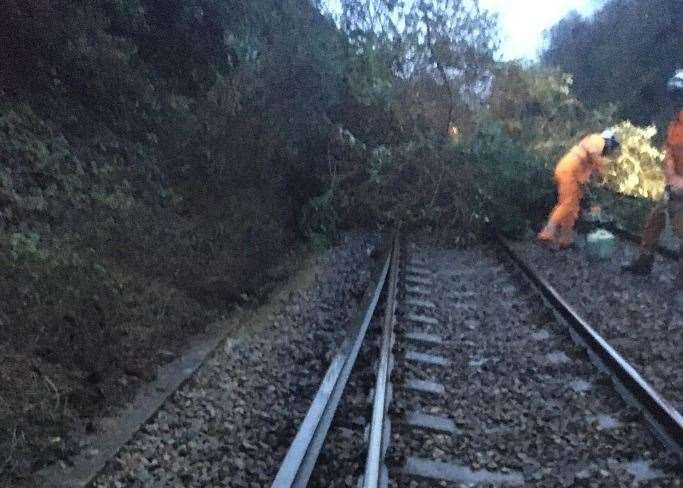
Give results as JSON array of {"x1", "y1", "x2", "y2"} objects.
[
  {"x1": 275, "y1": 236, "x2": 682, "y2": 487},
  {"x1": 510, "y1": 226, "x2": 683, "y2": 408}
]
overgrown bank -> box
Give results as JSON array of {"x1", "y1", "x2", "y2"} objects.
[{"x1": 0, "y1": 1, "x2": 356, "y2": 483}]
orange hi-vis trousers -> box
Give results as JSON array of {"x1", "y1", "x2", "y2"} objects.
[{"x1": 548, "y1": 170, "x2": 582, "y2": 230}]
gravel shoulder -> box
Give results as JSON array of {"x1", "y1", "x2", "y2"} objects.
[
  {"x1": 92, "y1": 232, "x2": 380, "y2": 487},
  {"x1": 510, "y1": 237, "x2": 682, "y2": 408}
]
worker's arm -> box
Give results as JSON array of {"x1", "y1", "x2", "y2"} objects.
[
  {"x1": 664, "y1": 147, "x2": 683, "y2": 191},
  {"x1": 592, "y1": 155, "x2": 608, "y2": 174},
  {"x1": 584, "y1": 135, "x2": 608, "y2": 175},
  {"x1": 585, "y1": 147, "x2": 607, "y2": 176}
]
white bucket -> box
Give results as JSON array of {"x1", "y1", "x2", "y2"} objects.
[{"x1": 585, "y1": 228, "x2": 617, "y2": 260}]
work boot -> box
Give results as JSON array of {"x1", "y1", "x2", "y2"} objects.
[
  {"x1": 622, "y1": 253, "x2": 654, "y2": 275},
  {"x1": 537, "y1": 222, "x2": 558, "y2": 247},
  {"x1": 673, "y1": 271, "x2": 683, "y2": 290},
  {"x1": 672, "y1": 273, "x2": 683, "y2": 313},
  {"x1": 558, "y1": 226, "x2": 574, "y2": 249}
]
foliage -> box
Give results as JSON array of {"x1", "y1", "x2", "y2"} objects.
[
  {"x1": 488, "y1": 63, "x2": 615, "y2": 160},
  {"x1": 329, "y1": 135, "x2": 481, "y2": 243},
  {"x1": 9, "y1": 232, "x2": 46, "y2": 262},
  {"x1": 600, "y1": 121, "x2": 665, "y2": 199},
  {"x1": 0, "y1": 1, "x2": 358, "y2": 483},
  {"x1": 542, "y1": 0, "x2": 683, "y2": 127},
  {"x1": 299, "y1": 188, "x2": 339, "y2": 249},
  {"x1": 400, "y1": 0, "x2": 499, "y2": 133},
  {"x1": 368, "y1": 145, "x2": 393, "y2": 184},
  {"x1": 587, "y1": 186, "x2": 651, "y2": 233},
  {"x1": 0, "y1": 105, "x2": 146, "y2": 224},
  {"x1": 338, "y1": 0, "x2": 498, "y2": 139},
  {"x1": 324, "y1": 5, "x2": 606, "y2": 240},
  {"x1": 322, "y1": 116, "x2": 553, "y2": 242},
  {"x1": 464, "y1": 118, "x2": 554, "y2": 235}
]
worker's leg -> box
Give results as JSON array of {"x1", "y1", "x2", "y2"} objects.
[
  {"x1": 538, "y1": 173, "x2": 580, "y2": 245},
  {"x1": 640, "y1": 200, "x2": 668, "y2": 253},
  {"x1": 557, "y1": 183, "x2": 582, "y2": 248},
  {"x1": 552, "y1": 174, "x2": 581, "y2": 248},
  {"x1": 669, "y1": 202, "x2": 683, "y2": 283},
  {"x1": 623, "y1": 199, "x2": 667, "y2": 275},
  {"x1": 537, "y1": 179, "x2": 560, "y2": 243},
  {"x1": 668, "y1": 203, "x2": 683, "y2": 310}
]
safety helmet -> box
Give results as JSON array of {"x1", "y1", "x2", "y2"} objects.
[
  {"x1": 601, "y1": 128, "x2": 620, "y2": 153},
  {"x1": 668, "y1": 70, "x2": 683, "y2": 107}
]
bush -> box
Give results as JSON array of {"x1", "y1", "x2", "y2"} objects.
[
  {"x1": 316, "y1": 117, "x2": 554, "y2": 243},
  {"x1": 0, "y1": 2, "x2": 352, "y2": 482},
  {"x1": 9, "y1": 231, "x2": 46, "y2": 262},
  {"x1": 465, "y1": 118, "x2": 554, "y2": 236},
  {"x1": 601, "y1": 121, "x2": 665, "y2": 200},
  {"x1": 489, "y1": 63, "x2": 616, "y2": 161}
]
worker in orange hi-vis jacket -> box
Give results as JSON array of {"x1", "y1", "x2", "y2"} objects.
[
  {"x1": 624, "y1": 70, "x2": 683, "y2": 282},
  {"x1": 537, "y1": 129, "x2": 621, "y2": 249}
]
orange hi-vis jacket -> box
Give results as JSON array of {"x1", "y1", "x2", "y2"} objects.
[
  {"x1": 665, "y1": 110, "x2": 683, "y2": 185},
  {"x1": 555, "y1": 134, "x2": 607, "y2": 184}
]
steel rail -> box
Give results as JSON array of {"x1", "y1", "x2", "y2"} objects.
[
  {"x1": 363, "y1": 235, "x2": 400, "y2": 488},
  {"x1": 495, "y1": 234, "x2": 683, "y2": 458},
  {"x1": 271, "y1": 237, "x2": 395, "y2": 488},
  {"x1": 603, "y1": 222, "x2": 680, "y2": 260}
]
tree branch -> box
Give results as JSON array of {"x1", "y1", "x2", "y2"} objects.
[{"x1": 423, "y1": 11, "x2": 454, "y2": 135}]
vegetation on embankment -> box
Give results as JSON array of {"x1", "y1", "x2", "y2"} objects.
[
  {"x1": 0, "y1": 1, "x2": 357, "y2": 483},
  {"x1": 1, "y1": 0, "x2": 680, "y2": 485}
]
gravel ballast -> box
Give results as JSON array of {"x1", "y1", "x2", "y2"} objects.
[
  {"x1": 387, "y1": 245, "x2": 680, "y2": 487},
  {"x1": 93, "y1": 233, "x2": 379, "y2": 487},
  {"x1": 511, "y1": 237, "x2": 682, "y2": 408},
  {"x1": 93, "y1": 238, "x2": 682, "y2": 487}
]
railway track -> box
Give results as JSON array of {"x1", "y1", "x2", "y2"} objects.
[
  {"x1": 515, "y1": 222, "x2": 683, "y2": 406},
  {"x1": 273, "y1": 235, "x2": 682, "y2": 487},
  {"x1": 40, "y1": 232, "x2": 681, "y2": 487}
]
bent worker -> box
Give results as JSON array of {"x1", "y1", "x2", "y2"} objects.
[
  {"x1": 624, "y1": 70, "x2": 683, "y2": 283},
  {"x1": 537, "y1": 129, "x2": 621, "y2": 248}
]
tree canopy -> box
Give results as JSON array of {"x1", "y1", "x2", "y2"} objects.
[{"x1": 542, "y1": 0, "x2": 683, "y2": 128}]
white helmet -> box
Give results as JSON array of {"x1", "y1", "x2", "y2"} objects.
[
  {"x1": 668, "y1": 70, "x2": 683, "y2": 107},
  {"x1": 601, "y1": 128, "x2": 620, "y2": 153},
  {"x1": 667, "y1": 70, "x2": 683, "y2": 94}
]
